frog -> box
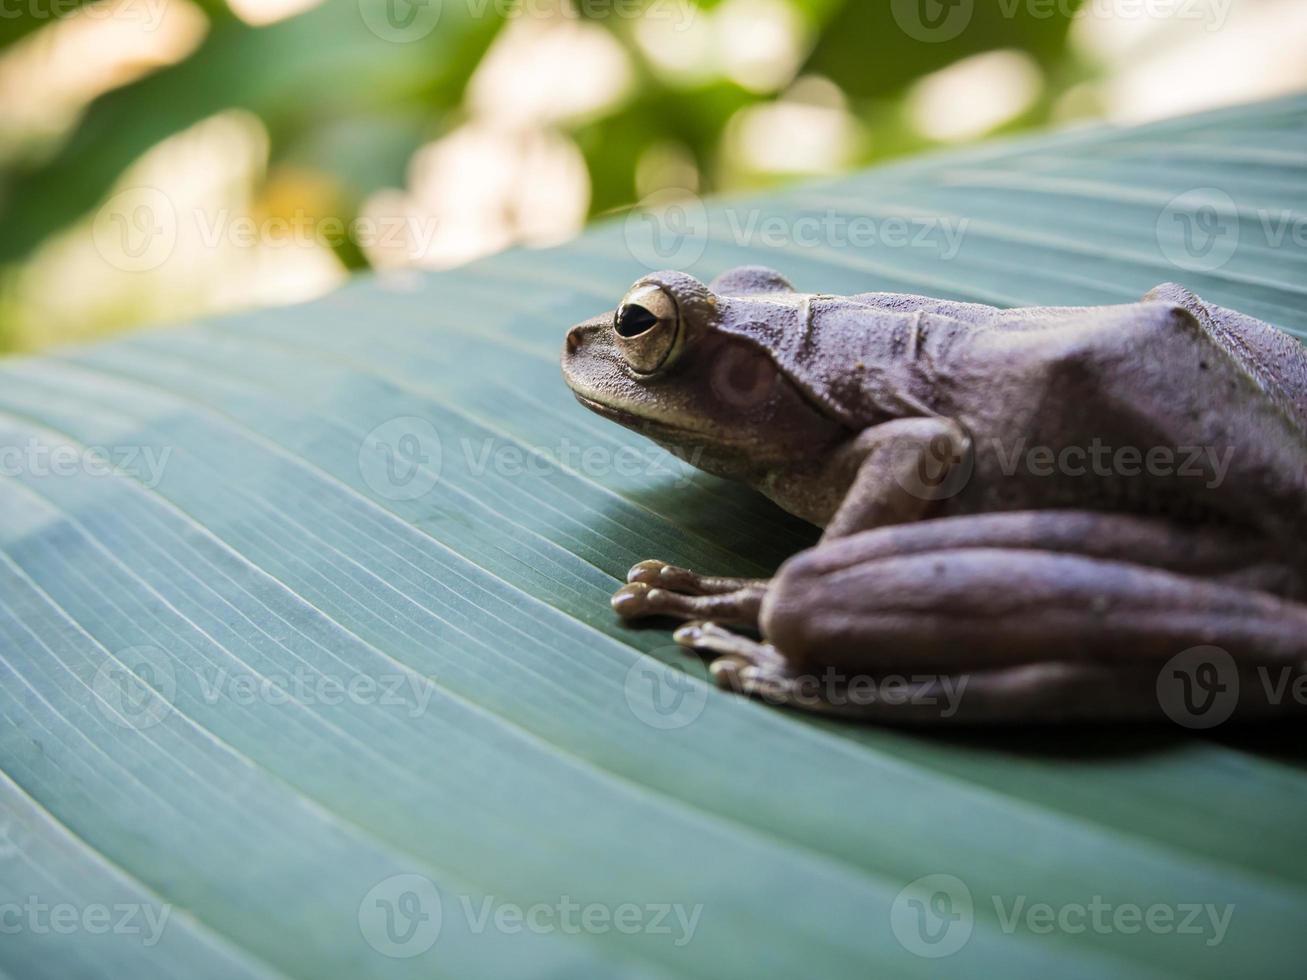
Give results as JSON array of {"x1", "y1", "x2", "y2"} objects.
[{"x1": 561, "y1": 266, "x2": 1307, "y2": 723}]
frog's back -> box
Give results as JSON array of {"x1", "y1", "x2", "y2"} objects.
[{"x1": 844, "y1": 285, "x2": 1307, "y2": 538}]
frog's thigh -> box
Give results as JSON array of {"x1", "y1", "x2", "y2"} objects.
[
  {"x1": 761, "y1": 532, "x2": 1307, "y2": 677},
  {"x1": 800, "y1": 510, "x2": 1303, "y2": 596}
]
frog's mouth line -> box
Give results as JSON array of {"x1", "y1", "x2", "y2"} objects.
[
  {"x1": 571, "y1": 391, "x2": 733, "y2": 447},
  {"x1": 572, "y1": 392, "x2": 693, "y2": 434}
]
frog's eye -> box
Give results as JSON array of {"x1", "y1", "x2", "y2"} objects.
[{"x1": 614, "y1": 284, "x2": 680, "y2": 374}]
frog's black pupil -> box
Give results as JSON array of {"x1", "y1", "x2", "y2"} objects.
[{"x1": 616, "y1": 304, "x2": 659, "y2": 338}]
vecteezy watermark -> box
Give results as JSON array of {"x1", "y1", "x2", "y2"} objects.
[
  {"x1": 358, "y1": 417, "x2": 443, "y2": 502},
  {"x1": 741, "y1": 668, "x2": 969, "y2": 718},
  {"x1": 624, "y1": 188, "x2": 710, "y2": 272},
  {"x1": 459, "y1": 894, "x2": 704, "y2": 947},
  {"x1": 358, "y1": 874, "x2": 704, "y2": 958},
  {"x1": 358, "y1": 0, "x2": 443, "y2": 43},
  {"x1": 93, "y1": 647, "x2": 439, "y2": 727},
  {"x1": 890, "y1": 434, "x2": 1235, "y2": 505},
  {"x1": 0, "y1": 438, "x2": 172, "y2": 490},
  {"x1": 1157, "y1": 187, "x2": 1307, "y2": 273},
  {"x1": 986, "y1": 437, "x2": 1235, "y2": 490},
  {"x1": 357, "y1": 417, "x2": 708, "y2": 503},
  {"x1": 623, "y1": 653, "x2": 712, "y2": 730},
  {"x1": 1156, "y1": 187, "x2": 1240, "y2": 273},
  {"x1": 623, "y1": 653, "x2": 971, "y2": 729},
  {"x1": 92, "y1": 646, "x2": 176, "y2": 731},
  {"x1": 359, "y1": 874, "x2": 443, "y2": 958},
  {"x1": 357, "y1": 0, "x2": 695, "y2": 44},
  {"x1": 892, "y1": 0, "x2": 1232, "y2": 43},
  {"x1": 1158, "y1": 645, "x2": 1307, "y2": 729},
  {"x1": 0, "y1": 0, "x2": 170, "y2": 31},
  {"x1": 988, "y1": 895, "x2": 1233, "y2": 947},
  {"x1": 890, "y1": 874, "x2": 1234, "y2": 958},
  {"x1": 1156, "y1": 645, "x2": 1240, "y2": 728},
  {"x1": 622, "y1": 190, "x2": 970, "y2": 272},
  {"x1": 195, "y1": 665, "x2": 437, "y2": 718},
  {"x1": 92, "y1": 189, "x2": 441, "y2": 273},
  {"x1": 0, "y1": 897, "x2": 173, "y2": 947},
  {"x1": 462, "y1": 436, "x2": 703, "y2": 488},
  {"x1": 889, "y1": 873, "x2": 975, "y2": 958},
  {"x1": 891, "y1": 0, "x2": 976, "y2": 43}
]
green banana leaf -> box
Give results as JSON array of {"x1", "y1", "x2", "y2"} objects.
[{"x1": 3, "y1": 95, "x2": 1306, "y2": 979}]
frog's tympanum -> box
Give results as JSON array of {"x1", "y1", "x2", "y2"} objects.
[{"x1": 561, "y1": 267, "x2": 1307, "y2": 723}]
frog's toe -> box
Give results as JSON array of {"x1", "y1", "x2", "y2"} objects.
[
  {"x1": 611, "y1": 581, "x2": 716, "y2": 621},
  {"x1": 673, "y1": 621, "x2": 787, "y2": 687},
  {"x1": 673, "y1": 619, "x2": 740, "y2": 648},
  {"x1": 626, "y1": 559, "x2": 767, "y2": 596},
  {"x1": 612, "y1": 580, "x2": 767, "y2": 626},
  {"x1": 625, "y1": 560, "x2": 704, "y2": 592},
  {"x1": 611, "y1": 582, "x2": 659, "y2": 618},
  {"x1": 627, "y1": 559, "x2": 674, "y2": 584}
]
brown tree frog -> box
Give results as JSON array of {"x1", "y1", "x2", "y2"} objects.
[{"x1": 561, "y1": 267, "x2": 1307, "y2": 723}]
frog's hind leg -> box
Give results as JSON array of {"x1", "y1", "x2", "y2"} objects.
[
  {"x1": 754, "y1": 516, "x2": 1307, "y2": 722},
  {"x1": 611, "y1": 561, "x2": 768, "y2": 627},
  {"x1": 766, "y1": 528, "x2": 1307, "y2": 676}
]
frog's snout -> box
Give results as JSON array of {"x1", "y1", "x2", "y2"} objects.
[{"x1": 563, "y1": 317, "x2": 611, "y2": 361}]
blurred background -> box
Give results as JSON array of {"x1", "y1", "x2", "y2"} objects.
[{"x1": 0, "y1": 0, "x2": 1303, "y2": 353}]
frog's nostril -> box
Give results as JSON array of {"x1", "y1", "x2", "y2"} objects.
[{"x1": 566, "y1": 328, "x2": 583, "y2": 353}]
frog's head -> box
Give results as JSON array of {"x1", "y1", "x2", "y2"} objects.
[{"x1": 561, "y1": 267, "x2": 848, "y2": 481}]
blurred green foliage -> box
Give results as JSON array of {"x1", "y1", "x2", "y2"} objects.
[{"x1": 0, "y1": 0, "x2": 1095, "y2": 350}]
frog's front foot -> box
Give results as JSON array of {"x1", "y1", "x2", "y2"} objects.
[{"x1": 610, "y1": 560, "x2": 767, "y2": 628}]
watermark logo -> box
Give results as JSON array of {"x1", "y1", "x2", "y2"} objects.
[
  {"x1": 461, "y1": 435, "x2": 702, "y2": 488},
  {"x1": 359, "y1": 0, "x2": 442, "y2": 42},
  {"x1": 892, "y1": 875, "x2": 1235, "y2": 956},
  {"x1": 92, "y1": 193, "x2": 440, "y2": 272},
  {"x1": 0, "y1": 439, "x2": 172, "y2": 490},
  {"x1": 890, "y1": 873, "x2": 974, "y2": 958},
  {"x1": 93, "y1": 187, "x2": 178, "y2": 273},
  {"x1": 892, "y1": 431, "x2": 975, "y2": 502},
  {"x1": 710, "y1": 344, "x2": 782, "y2": 410},
  {"x1": 358, "y1": 417, "x2": 443, "y2": 501},
  {"x1": 623, "y1": 654, "x2": 710, "y2": 730},
  {"x1": 359, "y1": 874, "x2": 443, "y2": 958},
  {"x1": 622, "y1": 195, "x2": 970, "y2": 272},
  {"x1": 458, "y1": 894, "x2": 703, "y2": 945},
  {"x1": 92, "y1": 646, "x2": 176, "y2": 731},
  {"x1": 985, "y1": 437, "x2": 1235, "y2": 490},
  {"x1": 0, "y1": 897, "x2": 173, "y2": 946},
  {"x1": 891, "y1": 0, "x2": 975, "y2": 42},
  {"x1": 195, "y1": 665, "x2": 436, "y2": 717},
  {"x1": 1157, "y1": 645, "x2": 1239, "y2": 729},
  {"x1": 0, "y1": 0, "x2": 169, "y2": 32},
  {"x1": 1157, "y1": 187, "x2": 1240, "y2": 273},
  {"x1": 623, "y1": 188, "x2": 710, "y2": 272},
  {"x1": 992, "y1": 894, "x2": 1233, "y2": 945}
]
